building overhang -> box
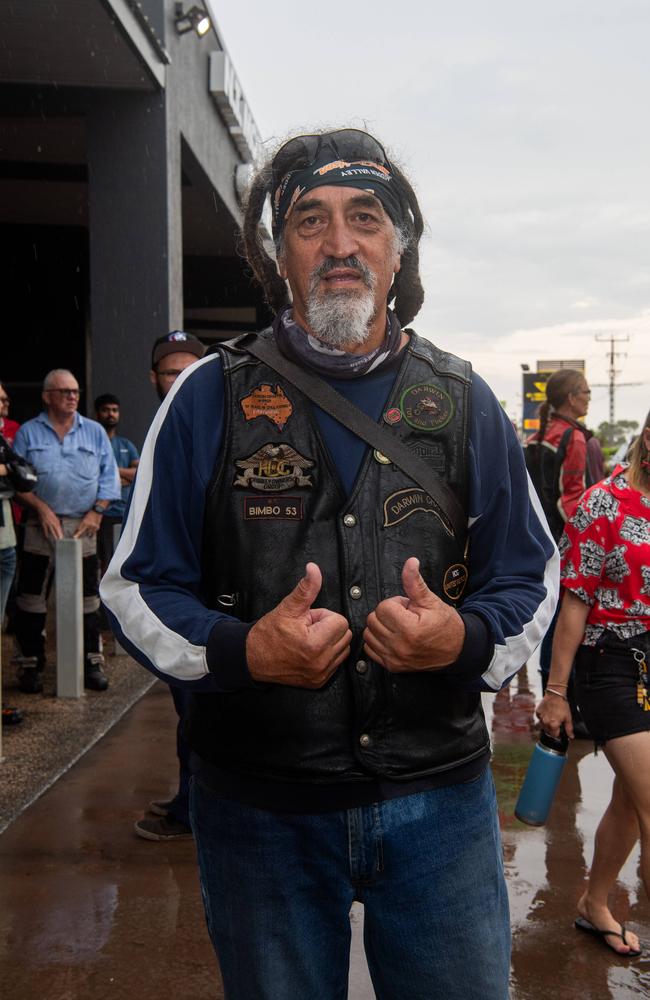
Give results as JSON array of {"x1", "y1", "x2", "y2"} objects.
[{"x1": 0, "y1": 0, "x2": 167, "y2": 92}]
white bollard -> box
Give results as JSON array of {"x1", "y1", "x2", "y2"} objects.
[{"x1": 55, "y1": 538, "x2": 84, "y2": 698}]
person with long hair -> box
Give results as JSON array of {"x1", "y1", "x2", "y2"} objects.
[
  {"x1": 536, "y1": 409, "x2": 650, "y2": 957},
  {"x1": 526, "y1": 368, "x2": 592, "y2": 541},
  {"x1": 102, "y1": 127, "x2": 557, "y2": 999},
  {"x1": 526, "y1": 369, "x2": 593, "y2": 732}
]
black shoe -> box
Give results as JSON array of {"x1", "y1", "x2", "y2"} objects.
[
  {"x1": 85, "y1": 653, "x2": 109, "y2": 691},
  {"x1": 14, "y1": 656, "x2": 43, "y2": 694},
  {"x1": 134, "y1": 815, "x2": 193, "y2": 841},
  {"x1": 149, "y1": 798, "x2": 176, "y2": 817}
]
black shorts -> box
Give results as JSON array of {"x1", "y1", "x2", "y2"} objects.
[{"x1": 575, "y1": 634, "x2": 650, "y2": 745}]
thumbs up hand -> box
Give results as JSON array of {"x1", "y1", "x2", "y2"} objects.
[
  {"x1": 246, "y1": 563, "x2": 352, "y2": 688},
  {"x1": 363, "y1": 557, "x2": 465, "y2": 672}
]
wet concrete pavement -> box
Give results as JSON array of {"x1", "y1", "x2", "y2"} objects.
[
  {"x1": 491, "y1": 662, "x2": 650, "y2": 999},
  {"x1": 1, "y1": 658, "x2": 650, "y2": 998}
]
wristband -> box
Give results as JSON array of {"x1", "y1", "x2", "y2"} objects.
[{"x1": 546, "y1": 687, "x2": 568, "y2": 702}]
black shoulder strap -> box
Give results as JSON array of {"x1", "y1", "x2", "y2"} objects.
[{"x1": 241, "y1": 334, "x2": 467, "y2": 542}]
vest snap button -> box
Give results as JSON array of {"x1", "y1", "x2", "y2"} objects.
[
  {"x1": 355, "y1": 660, "x2": 368, "y2": 674},
  {"x1": 359, "y1": 733, "x2": 371, "y2": 747},
  {"x1": 343, "y1": 514, "x2": 357, "y2": 527},
  {"x1": 349, "y1": 585, "x2": 362, "y2": 600}
]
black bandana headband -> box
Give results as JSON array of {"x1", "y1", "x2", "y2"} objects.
[{"x1": 272, "y1": 151, "x2": 404, "y2": 240}]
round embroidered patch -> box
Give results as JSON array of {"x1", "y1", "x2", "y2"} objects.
[
  {"x1": 400, "y1": 383, "x2": 454, "y2": 431},
  {"x1": 443, "y1": 563, "x2": 468, "y2": 601},
  {"x1": 383, "y1": 407, "x2": 402, "y2": 425}
]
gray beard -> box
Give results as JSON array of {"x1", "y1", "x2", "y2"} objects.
[{"x1": 306, "y1": 289, "x2": 377, "y2": 350}]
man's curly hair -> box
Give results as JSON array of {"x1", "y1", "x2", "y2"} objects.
[{"x1": 241, "y1": 137, "x2": 426, "y2": 327}]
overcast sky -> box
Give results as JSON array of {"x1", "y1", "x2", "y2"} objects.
[{"x1": 213, "y1": 0, "x2": 649, "y2": 430}]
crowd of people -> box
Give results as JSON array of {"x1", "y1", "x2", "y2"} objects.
[
  {"x1": 0, "y1": 334, "x2": 210, "y2": 850},
  {"x1": 1, "y1": 125, "x2": 648, "y2": 996}
]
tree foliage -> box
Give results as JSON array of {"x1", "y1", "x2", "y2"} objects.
[{"x1": 597, "y1": 419, "x2": 639, "y2": 448}]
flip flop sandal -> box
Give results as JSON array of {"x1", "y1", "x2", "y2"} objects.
[{"x1": 575, "y1": 916, "x2": 642, "y2": 957}]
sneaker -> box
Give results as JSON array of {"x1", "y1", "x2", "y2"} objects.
[
  {"x1": 148, "y1": 798, "x2": 176, "y2": 817},
  {"x1": 85, "y1": 653, "x2": 109, "y2": 691},
  {"x1": 134, "y1": 815, "x2": 193, "y2": 841},
  {"x1": 14, "y1": 656, "x2": 43, "y2": 694}
]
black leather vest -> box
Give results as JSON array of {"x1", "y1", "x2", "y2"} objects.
[{"x1": 190, "y1": 330, "x2": 489, "y2": 783}]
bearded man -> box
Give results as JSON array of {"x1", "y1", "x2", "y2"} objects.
[{"x1": 102, "y1": 129, "x2": 558, "y2": 999}]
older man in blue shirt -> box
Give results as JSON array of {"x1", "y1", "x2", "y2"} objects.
[{"x1": 13, "y1": 368, "x2": 120, "y2": 693}]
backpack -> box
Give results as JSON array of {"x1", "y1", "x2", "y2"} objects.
[{"x1": 524, "y1": 426, "x2": 575, "y2": 541}]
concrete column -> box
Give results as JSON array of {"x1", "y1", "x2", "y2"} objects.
[
  {"x1": 55, "y1": 539, "x2": 84, "y2": 698},
  {"x1": 86, "y1": 90, "x2": 183, "y2": 447}
]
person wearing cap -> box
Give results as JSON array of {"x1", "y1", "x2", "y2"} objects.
[
  {"x1": 150, "y1": 330, "x2": 206, "y2": 402},
  {"x1": 134, "y1": 331, "x2": 206, "y2": 842},
  {"x1": 102, "y1": 129, "x2": 557, "y2": 998},
  {"x1": 13, "y1": 368, "x2": 120, "y2": 693}
]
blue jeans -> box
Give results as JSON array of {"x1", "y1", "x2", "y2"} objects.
[
  {"x1": 190, "y1": 768, "x2": 510, "y2": 1000},
  {"x1": 168, "y1": 684, "x2": 192, "y2": 827}
]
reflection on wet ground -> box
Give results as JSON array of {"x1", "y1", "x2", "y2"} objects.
[
  {"x1": 490, "y1": 656, "x2": 650, "y2": 999},
  {"x1": 0, "y1": 684, "x2": 222, "y2": 1000},
  {"x1": 1, "y1": 657, "x2": 649, "y2": 998}
]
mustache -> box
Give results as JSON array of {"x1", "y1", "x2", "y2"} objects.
[{"x1": 311, "y1": 256, "x2": 376, "y2": 290}]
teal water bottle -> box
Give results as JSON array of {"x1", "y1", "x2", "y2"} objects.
[{"x1": 514, "y1": 729, "x2": 569, "y2": 826}]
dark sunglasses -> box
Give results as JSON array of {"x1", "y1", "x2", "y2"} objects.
[{"x1": 271, "y1": 129, "x2": 389, "y2": 181}]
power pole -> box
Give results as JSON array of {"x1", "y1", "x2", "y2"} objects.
[{"x1": 592, "y1": 333, "x2": 641, "y2": 425}]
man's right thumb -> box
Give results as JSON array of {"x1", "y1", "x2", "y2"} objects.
[{"x1": 282, "y1": 563, "x2": 322, "y2": 616}]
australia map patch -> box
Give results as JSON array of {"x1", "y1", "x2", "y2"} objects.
[{"x1": 240, "y1": 384, "x2": 293, "y2": 431}]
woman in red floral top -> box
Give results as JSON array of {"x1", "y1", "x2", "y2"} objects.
[{"x1": 537, "y1": 411, "x2": 650, "y2": 958}]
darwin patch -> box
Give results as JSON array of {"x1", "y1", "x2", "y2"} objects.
[
  {"x1": 400, "y1": 383, "x2": 454, "y2": 432},
  {"x1": 383, "y1": 488, "x2": 445, "y2": 527}
]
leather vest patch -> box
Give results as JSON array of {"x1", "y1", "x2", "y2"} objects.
[
  {"x1": 443, "y1": 563, "x2": 469, "y2": 601},
  {"x1": 383, "y1": 488, "x2": 447, "y2": 529},
  {"x1": 233, "y1": 443, "x2": 314, "y2": 491},
  {"x1": 240, "y1": 383, "x2": 293, "y2": 431},
  {"x1": 243, "y1": 496, "x2": 303, "y2": 520},
  {"x1": 400, "y1": 382, "x2": 454, "y2": 431}
]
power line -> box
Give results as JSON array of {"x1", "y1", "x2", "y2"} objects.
[{"x1": 591, "y1": 334, "x2": 641, "y2": 424}]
